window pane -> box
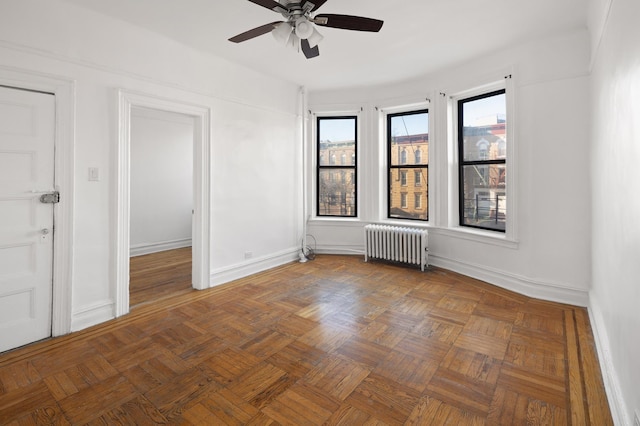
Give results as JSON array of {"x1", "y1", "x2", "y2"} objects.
[
  {"x1": 389, "y1": 167, "x2": 428, "y2": 220},
  {"x1": 461, "y1": 93, "x2": 506, "y2": 162},
  {"x1": 318, "y1": 118, "x2": 356, "y2": 166},
  {"x1": 460, "y1": 164, "x2": 506, "y2": 231},
  {"x1": 318, "y1": 168, "x2": 356, "y2": 216},
  {"x1": 389, "y1": 111, "x2": 428, "y2": 166},
  {"x1": 400, "y1": 170, "x2": 407, "y2": 186}
]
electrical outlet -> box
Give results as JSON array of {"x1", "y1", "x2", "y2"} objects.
[{"x1": 244, "y1": 251, "x2": 253, "y2": 260}]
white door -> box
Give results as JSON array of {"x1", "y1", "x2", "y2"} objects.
[{"x1": 0, "y1": 86, "x2": 55, "y2": 352}]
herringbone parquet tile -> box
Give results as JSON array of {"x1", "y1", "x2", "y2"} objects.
[{"x1": 0, "y1": 254, "x2": 612, "y2": 425}]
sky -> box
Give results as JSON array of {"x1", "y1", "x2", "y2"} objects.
[
  {"x1": 318, "y1": 117, "x2": 356, "y2": 142},
  {"x1": 318, "y1": 93, "x2": 505, "y2": 141},
  {"x1": 462, "y1": 93, "x2": 506, "y2": 126},
  {"x1": 319, "y1": 112, "x2": 428, "y2": 142},
  {"x1": 389, "y1": 112, "x2": 428, "y2": 138}
]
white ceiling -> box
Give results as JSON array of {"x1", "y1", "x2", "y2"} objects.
[{"x1": 59, "y1": 0, "x2": 588, "y2": 91}]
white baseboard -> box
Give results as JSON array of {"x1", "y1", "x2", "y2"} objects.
[
  {"x1": 588, "y1": 295, "x2": 631, "y2": 426},
  {"x1": 209, "y1": 247, "x2": 300, "y2": 287},
  {"x1": 429, "y1": 254, "x2": 589, "y2": 306},
  {"x1": 70, "y1": 299, "x2": 114, "y2": 332},
  {"x1": 130, "y1": 238, "x2": 192, "y2": 257},
  {"x1": 316, "y1": 245, "x2": 589, "y2": 306}
]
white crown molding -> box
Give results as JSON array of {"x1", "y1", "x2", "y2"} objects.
[{"x1": 0, "y1": 41, "x2": 296, "y2": 117}]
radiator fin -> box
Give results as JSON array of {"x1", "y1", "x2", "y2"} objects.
[{"x1": 364, "y1": 224, "x2": 428, "y2": 271}]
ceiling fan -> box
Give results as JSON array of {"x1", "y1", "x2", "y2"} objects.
[{"x1": 228, "y1": 0, "x2": 384, "y2": 59}]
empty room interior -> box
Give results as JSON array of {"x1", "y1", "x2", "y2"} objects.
[{"x1": 0, "y1": 0, "x2": 638, "y2": 424}]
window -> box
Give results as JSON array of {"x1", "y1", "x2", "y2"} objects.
[
  {"x1": 317, "y1": 116, "x2": 357, "y2": 217},
  {"x1": 415, "y1": 193, "x2": 422, "y2": 209},
  {"x1": 400, "y1": 170, "x2": 408, "y2": 186},
  {"x1": 458, "y1": 89, "x2": 506, "y2": 231},
  {"x1": 388, "y1": 109, "x2": 429, "y2": 221}
]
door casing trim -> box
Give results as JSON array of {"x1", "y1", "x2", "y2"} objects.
[
  {"x1": 0, "y1": 66, "x2": 75, "y2": 337},
  {"x1": 115, "y1": 90, "x2": 211, "y2": 316}
]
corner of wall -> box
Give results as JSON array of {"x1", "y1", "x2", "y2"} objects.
[
  {"x1": 588, "y1": 0, "x2": 615, "y2": 70},
  {"x1": 588, "y1": 292, "x2": 631, "y2": 426}
]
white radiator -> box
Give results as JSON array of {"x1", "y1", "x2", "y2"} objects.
[{"x1": 364, "y1": 224, "x2": 429, "y2": 271}]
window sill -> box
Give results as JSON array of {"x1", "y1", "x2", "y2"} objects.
[
  {"x1": 432, "y1": 226, "x2": 519, "y2": 249},
  {"x1": 308, "y1": 217, "x2": 362, "y2": 227}
]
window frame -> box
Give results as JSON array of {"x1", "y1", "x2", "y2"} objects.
[
  {"x1": 457, "y1": 88, "x2": 507, "y2": 233},
  {"x1": 386, "y1": 108, "x2": 429, "y2": 222},
  {"x1": 316, "y1": 115, "x2": 358, "y2": 218}
]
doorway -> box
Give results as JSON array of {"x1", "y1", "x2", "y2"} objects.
[
  {"x1": 129, "y1": 107, "x2": 195, "y2": 308},
  {"x1": 115, "y1": 90, "x2": 211, "y2": 317}
]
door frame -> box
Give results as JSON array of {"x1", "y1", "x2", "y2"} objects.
[
  {"x1": 115, "y1": 90, "x2": 211, "y2": 317},
  {"x1": 0, "y1": 67, "x2": 75, "y2": 337}
]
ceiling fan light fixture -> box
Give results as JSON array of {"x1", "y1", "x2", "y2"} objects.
[
  {"x1": 287, "y1": 33, "x2": 300, "y2": 50},
  {"x1": 231, "y1": 1, "x2": 385, "y2": 60},
  {"x1": 294, "y1": 17, "x2": 314, "y2": 39},
  {"x1": 307, "y1": 26, "x2": 323, "y2": 48},
  {"x1": 272, "y1": 22, "x2": 293, "y2": 44}
]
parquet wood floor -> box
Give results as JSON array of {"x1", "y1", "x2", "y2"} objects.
[
  {"x1": 0, "y1": 254, "x2": 613, "y2": 425},
  {"x1": 129, "y1": 247, "x2": 193, "y2": 308}
]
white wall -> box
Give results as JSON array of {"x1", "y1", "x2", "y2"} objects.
[
  {"x1": 307, "y1": 29, "x2": 592, "y2": 306},
  {"x1": 130, "y1": 107, "x2": 194, "y2": 256},
  {"x1": 589, "y1": 0, "x2": 640, "y2": 423},
  {"x1": 0, "y1": 0, "x2": 301, "y2": 330}
]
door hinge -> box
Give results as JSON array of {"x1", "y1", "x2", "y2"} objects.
[{"x1": 40, "y1": 191, "x2": 60, "y2": 204}]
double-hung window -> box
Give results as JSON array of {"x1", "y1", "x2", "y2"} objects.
[
  {"x1": 458, "y1": 89, "x2": 507, "y2": 231},
  {"x1": 387, "y1": 109, "x2": 429, "y2": 221},
  {"x1": 317, "y1": 116, "x2": 357, "y2": 217}
]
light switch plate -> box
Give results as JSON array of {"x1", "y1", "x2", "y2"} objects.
[{"x1": 88, "y1": 167, "x2": 99, "y2": 181}]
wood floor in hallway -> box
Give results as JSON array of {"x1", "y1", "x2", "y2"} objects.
[
  {"x1": 129, "y1": 247, "x2": 193, "y2": 308},
  {"x1": 0, "y1": 255, "x2": 612, "y2": 425}
]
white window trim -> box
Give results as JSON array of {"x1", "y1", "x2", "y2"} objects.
[
  {"x1": 310, "y1": 108, "x2": 362, "y2": 222},
  {"x1": 378, "y1": 99, "x2": 432, "y2": 224},
  {"x1": 447, "y1": 77, "x2": 518, "y2": 245}
]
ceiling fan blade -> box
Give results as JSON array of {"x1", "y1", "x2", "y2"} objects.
[
  {"x1": 314, "y1": 14, "x2": 384, "y2": 32},
  {"x1": 228, "y1": 21, "x2": 283, "y2": 43},
  {"x1": 247, "y1": 0, "x2": 288, "y2": 13},
  {"x1": 301, "y1": 38, "x2": 320, "y2": 59}
]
